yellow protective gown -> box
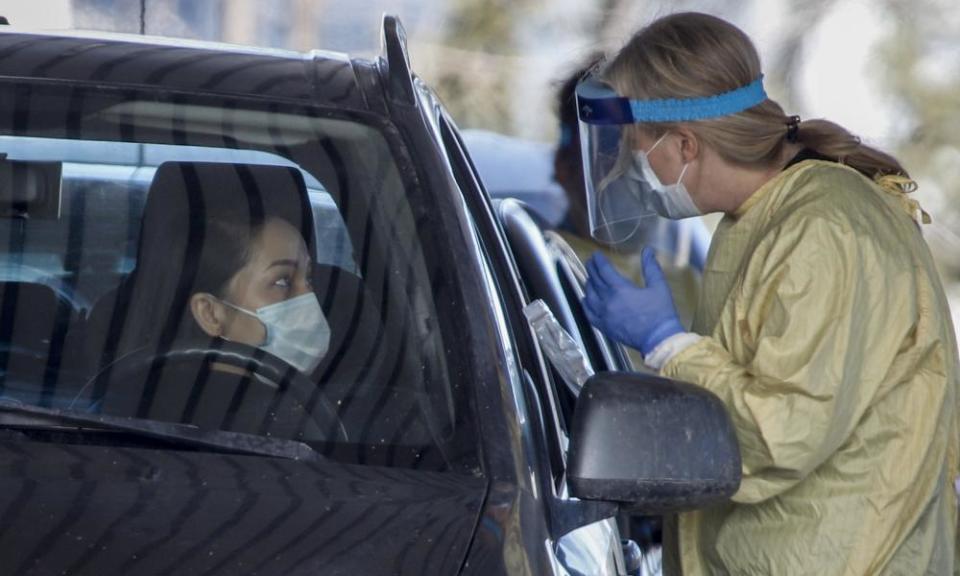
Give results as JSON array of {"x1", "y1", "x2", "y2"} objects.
[{"x1": 660, "y1": 160, "x2": 959, "y2": 575}]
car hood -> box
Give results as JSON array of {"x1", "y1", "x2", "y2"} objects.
[{"x1": 0, "y1": 437, "x2": 486, "y2": 575}]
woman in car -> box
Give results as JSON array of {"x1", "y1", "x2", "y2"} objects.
[
  {"x1": 186, "y1": 213, "x2": 330, "y2": 378},
  {"x1": 89, "y1": 161, "x2": 336, "y2": 440},
  {"x1": 578, "y1": 12, "x2": 958, "y2": 575}
]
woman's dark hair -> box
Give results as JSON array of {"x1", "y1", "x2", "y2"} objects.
[
  {"x1": 190, "y1": 217, "x2": 263, "y2": 299},
  {"x1": 179, "y1": 215, "x2": 266, "y2": 340}
]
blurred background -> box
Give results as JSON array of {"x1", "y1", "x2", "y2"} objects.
[{"x1": 2, "y1": 0, "x2": 958, "y2": 337}]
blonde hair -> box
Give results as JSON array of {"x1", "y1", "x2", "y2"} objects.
[{"x1": 603, "y1": 12, "x2": 909, "y2": 181}]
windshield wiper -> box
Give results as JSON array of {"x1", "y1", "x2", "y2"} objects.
[{"x1": 0, "y1": 400, "x2": 323, "y2": 461}]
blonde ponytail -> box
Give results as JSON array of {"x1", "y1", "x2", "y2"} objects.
[{"x1": 793, "y1": 118, "x2": 910, "y2": 183}]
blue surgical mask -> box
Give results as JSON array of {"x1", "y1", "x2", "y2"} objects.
[
  {"x1": 631, "y1": 133, "x2": 701, "y2": 219},
  {"x1": 223, "y1": 292, "x2": 331, "y2": 375}
]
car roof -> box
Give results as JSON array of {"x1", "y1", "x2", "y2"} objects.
[{"x1": 0, "y1": 28, "x2": 371, "y2": 110}]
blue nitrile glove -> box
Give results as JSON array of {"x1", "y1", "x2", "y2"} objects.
[{"x1": 582, "y1": 249, "x2": 684, "y2": 356}]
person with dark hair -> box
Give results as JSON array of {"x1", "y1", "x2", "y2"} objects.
[
  {"x1": 186, "y1": 215, "x2": 328, "y2": 376},
  {"x1": 85, "y1": 162, "x2": 333, "y2": 439},
  {"x1": 120, "y1": 161, "x2": 328, "y2": 376},
  {"x1": 577, "y1": 12, "x2": 958, "y2": 575}
]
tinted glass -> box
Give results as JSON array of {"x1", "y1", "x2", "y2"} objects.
[{"x1": 0, "y1": 82, "x2": 476, "y2": 473}]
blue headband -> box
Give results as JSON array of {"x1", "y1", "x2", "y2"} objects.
[{"x1": 576, "y1": 75, "x2": 767, "y2": 124}]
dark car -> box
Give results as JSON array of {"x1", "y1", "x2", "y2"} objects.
[{"x1": 0, "y1": 16, "x2": 740, "y2": 576}]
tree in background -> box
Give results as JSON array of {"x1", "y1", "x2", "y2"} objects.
[
  {"x1": 428, "y1": 0, "x2": 529, "y2": 134},
  {"x1": 878, "y1": 0, "x2": 960, "y2": 282},
  {"x1": 774, "y1": 0, "x2": 960, "y2": 284}
]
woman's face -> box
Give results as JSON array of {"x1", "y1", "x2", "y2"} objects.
[{"x1": 192, "y1": 217, "x2": 313, "y2": 346}]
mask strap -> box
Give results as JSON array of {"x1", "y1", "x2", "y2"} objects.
[
  {"x1": 676, "y1": 162, "x2": 689, "y2": 186},
  {"x1": 646, "y1": 132, "x2": 668, "y2": 154},
  {"x1": 218, "y1": 298, "x2": 269, "y2": 345},
  {"x1": 220, "y1": 298, "x2": 258, "y2": 319}
]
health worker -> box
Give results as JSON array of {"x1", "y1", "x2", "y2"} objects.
[{"x1": 579, "y1": 11, "x2": 958, "y2": 576}]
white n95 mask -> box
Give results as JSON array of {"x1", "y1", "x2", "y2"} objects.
[
  {"x1": 223, "y1": 292, "x2": 331, "y2": 375},
  {"x1": 631, "y1": 133, "x2": 701, "y2": 220}
]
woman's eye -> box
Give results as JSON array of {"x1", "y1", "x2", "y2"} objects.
[{"x1": 273, "y1": 276, "x2": 292, "y2": 289}]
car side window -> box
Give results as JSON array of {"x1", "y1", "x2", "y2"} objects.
[
  {"x1": 0, "y1": 84, "x2": 479, "y2": 474},
  {"x1": 546, "y1": 232, "x2": 634, "y2": 374},
  {"x1": 490, "y1": 201, "x2": 636, "y2": 426}
]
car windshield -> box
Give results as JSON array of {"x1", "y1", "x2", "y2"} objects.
[{"x1": 0, "y1": 81, "x2": 476, "y2": 473}]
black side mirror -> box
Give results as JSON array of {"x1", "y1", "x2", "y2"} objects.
[{"x1": 568, "y1": 371, "x2": 741, "y2": 512}]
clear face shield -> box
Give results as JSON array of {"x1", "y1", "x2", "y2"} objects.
[
  {"x1": 576, "y1": 79, "x2": 656, "y2": 245},
  {"x1": 575, "y1": 75, "x2": 768, "y2": 244}
]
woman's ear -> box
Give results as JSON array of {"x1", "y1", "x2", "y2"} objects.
[
  {"x1": 189, "y1": 293, "x2": 227, "y2": 338},
  {"x1": 676, "y1": 126, "x2": 701, "y2": 163}
]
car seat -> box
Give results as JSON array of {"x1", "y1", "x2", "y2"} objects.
[{"x1": 0, "y1": 281, "x2": 78, "y2": 400}]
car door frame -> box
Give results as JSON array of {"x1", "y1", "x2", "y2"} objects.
[{"x1": 427, "y1": 100, "x2": 627, "y2": 566}]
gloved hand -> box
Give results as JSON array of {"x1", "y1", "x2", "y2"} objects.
[{"x1": 582, "y1": 249, "x2": 684, "y2": 356}]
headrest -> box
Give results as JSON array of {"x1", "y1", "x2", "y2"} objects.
[{"x1": 139, "y1": 161, "x2": 314, "y2": 261}]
